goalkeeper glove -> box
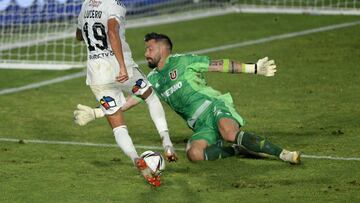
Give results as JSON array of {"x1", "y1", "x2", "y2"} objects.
[
  {"x1": 73, "y1": 104, "x2": 104, "y2": 126},
  {"x1": 243, "y1": 57, "x2": 277, "y2": 77}
]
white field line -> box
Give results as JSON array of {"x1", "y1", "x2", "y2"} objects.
[
  {"x1": 0, "y1": 7, "x2": 238, "y2": 52},
  {"x1": 0, "y1": 137, "x2": 170, "y2": 151},
  {"x1": 191, "y1": 20, "x2": 360, "y2": 55},
  {"x1": 1, "y1": 20, "x2": 359, "y2": 97},
  {"x1": 1, "y1": 137, "x2": 360, "y2": 162},
  {"x1": 0, "y1": 71, "x2": 86, "y2": 95}
]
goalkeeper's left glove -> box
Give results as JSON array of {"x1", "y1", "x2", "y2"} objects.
[
  {"x1": 243, "y1": 57, "x2": 277, "y2": 77},
  {"x1": 73, "y1": 104, "x2": 104, "y2": 126}
]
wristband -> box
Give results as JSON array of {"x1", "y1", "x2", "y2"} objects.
[
  {"x1": 223, "y1": 59, "x2": 230, "y2": 73},
  {"x1": 242, "y1": 63, "x2": 256, "y2": 74}
]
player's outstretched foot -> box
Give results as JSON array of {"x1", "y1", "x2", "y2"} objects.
[
  {"x1": 164, "y1": 145, "x2": 178, "y2": 162},
  {"x1": 279, "y1": 150, "x2": 301, "y2": 164},
  {"x1": 135, "y1": 158, "x2": 161, "y2": 187},
  {"x1": 146, "y1": 175, "x2": 161, "y2": 187}
]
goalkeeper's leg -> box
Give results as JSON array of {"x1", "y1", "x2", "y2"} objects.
[
  {"x1": 218, "y1": 118, "x2": 301, "y2": 164},
  {"x1": 186, "y1": 139, "x2": 238, "y2": 161}
]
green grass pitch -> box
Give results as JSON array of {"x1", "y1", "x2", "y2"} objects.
[{"x1": 1, "y1": 13, "x2": 360, "y2": 202}]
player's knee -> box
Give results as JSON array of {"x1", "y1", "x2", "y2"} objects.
[
  {"x1": 220, "y1": 127, "x2": 238, "y2": 142},
  {"x1": 187, "y1": 147, "x2": 205, "y2": 162},
  {"x1": 218, "y1": 119, "x2": 239, "y2": 142}
]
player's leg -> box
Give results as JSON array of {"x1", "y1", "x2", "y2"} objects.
[
  {"x1": 235, "y1": 131, "x2": 301, "y2": 164},
  {"x1": 90, "y1": 83, "x2": 138, "y2": 163},
  {"x1": 220, "y1": 120, "x2": 301, "y2": 164},
  {"x1": 218, "y1": 117, "x2": 300, "y2": 163},
  {"x1": 186, "y1": 139, "x2": 238, "y2": 161},
  {"x1": 215, "y1": 100, "x2": 301, "y2": 164},
  {"x1": 91, "y1": 83, "x2": 159, "y2": 185},
  {"x1": 121, "y1": 67, "x2": 177, "y2": 161},
  {"x1": 186, "y1": 139, "x2": 208, "y2": 161},
  {"x1": 187, "y1": 118, "x2": 238, "y2": 161}
]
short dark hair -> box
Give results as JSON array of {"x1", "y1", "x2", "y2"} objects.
[{"x1": 144, "y1": 32, "x2": 173, "y2": 51}]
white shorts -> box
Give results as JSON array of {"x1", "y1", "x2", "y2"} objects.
[{"x1": 90, "y1": 67, "x2": 150, "y2": 115}]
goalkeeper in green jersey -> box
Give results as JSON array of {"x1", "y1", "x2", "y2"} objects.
[{"x1": 74, "y1": 32, "x2": 301, "y2": 164}]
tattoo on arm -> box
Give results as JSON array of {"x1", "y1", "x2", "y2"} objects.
[
  {"x1": 209, "y1": 59, "x2": 239, "y2": 73},
  {"x1": 210, "y1": 60, "x2": 223, "y2": 67},
  {"x1": 208, "y1": 60, "x2": 224, "y2": 72}
]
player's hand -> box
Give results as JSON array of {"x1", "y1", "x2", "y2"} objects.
[
  {"x1": 116, "y1": 70, "x2": 129, "y2": 83},
  {"x1": 164, "y1": 146, "x2": 178, "y2": 162},
  {"x1": 256, "y1": 57, "x2": 277, "y2": 77},
  {"x1": 73, "y1": 104, "x2": 104, "y2": 126}
]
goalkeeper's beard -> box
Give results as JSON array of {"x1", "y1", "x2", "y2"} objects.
[
  {"x1": 148, "y1": 61, "x2": 157, "y2": 69},
  {"x1": 146, "y1": 57, "x2": 160, "y2": 69}
]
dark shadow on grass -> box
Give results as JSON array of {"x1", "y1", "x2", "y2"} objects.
[{"x1": 90, "y1": 158, "x2": 123, "y2": 168}]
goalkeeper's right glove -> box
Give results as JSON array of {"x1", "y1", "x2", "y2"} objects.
[{"x1": 73, "y1": 104, "x2": 105, "y2": 126}]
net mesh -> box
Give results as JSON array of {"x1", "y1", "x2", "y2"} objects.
[{"x1": 0, "y1": 0, "x2": 359, "y2": 70}]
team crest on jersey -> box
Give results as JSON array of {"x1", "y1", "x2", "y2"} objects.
[
  {"x1": 169, "y1": 69, "x2": 178, "y2": 80},
  {"x1": 100, "y1": 96, "x2": 116, "y2": 110},
  {"x1": 89, "y1": 0, "x2": 102, "y2": 7}
]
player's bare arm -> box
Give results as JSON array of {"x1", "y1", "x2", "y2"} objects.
[
  {"x1": 107, "y1": 18, "x2": 128, "y2": 83},
  {"x1": 208, "y1": 57, "x2": 277, "y2": 77},
  {"x1": 76, "y1": 28, "x2": 83, "y2": 41}
]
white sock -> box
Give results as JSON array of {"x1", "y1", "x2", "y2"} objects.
[
  {"x1": 145, "y1": 91, "x2": 173, "y2": 147},
  {"x1": 113, "y1": 125, "x2": 138, "y2": 163},
  {"x1": 159, "y1": 130, "x2": 173, "y2": 148}
]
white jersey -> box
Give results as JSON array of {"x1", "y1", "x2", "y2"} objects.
[{"x1": 77, "y1": 0, "x2": 138, "y2": 85}]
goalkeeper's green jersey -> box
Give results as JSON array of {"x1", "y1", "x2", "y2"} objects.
[{"x1": 147, "y1": 54, "x2": 243, "y2": 129}]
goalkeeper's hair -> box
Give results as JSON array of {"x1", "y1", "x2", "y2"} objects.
[{"x1": 144, "y1": 32, "x2": 173, "y2": 51}]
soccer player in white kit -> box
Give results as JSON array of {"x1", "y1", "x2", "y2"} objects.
[{"x1": 75, "y1": 0, "x2": 175, "y2": 186}]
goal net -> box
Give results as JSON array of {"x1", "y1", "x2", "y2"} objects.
[
  {"x1": 0, "y1": 0, "x2": 359, "y2": 70},
  {"x1": 235, "y1": 0, "x2": 360, "y2": 15}
]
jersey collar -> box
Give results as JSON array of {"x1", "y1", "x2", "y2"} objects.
[{"x1": 156, "y1": 55, "x2": 172, "y2": 73}]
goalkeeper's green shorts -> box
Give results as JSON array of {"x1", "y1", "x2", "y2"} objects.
[{"x1": 189, "y1": 97, "x2": 245, "y2": 146}]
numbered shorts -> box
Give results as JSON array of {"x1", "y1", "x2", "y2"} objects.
[
  {"x1": 189, "y1": 98, "x2": 245, "y2": 146},
  {"x1": 90, "y1": 67, "x2": 151, "y2": 115}
]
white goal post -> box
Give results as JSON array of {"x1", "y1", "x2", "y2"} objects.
[{"x1": 0, "y1": 0, "x2": 359, "y2": 70}]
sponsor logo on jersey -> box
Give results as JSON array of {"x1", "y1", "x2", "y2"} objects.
[
  {"x1": 161, "y1": 82, "x2": 182, "y2": 98},
  {"x1": 169, "y1": 69, "x2": 178, "y2": 80},
  {"x1": 89, "y1": 51, "x2": 114, "y2": 60},
  {"x1": 89, "y1": 0, "x2": 102, "y2": 7},
  {"x1": 100, "y1": 96, "x2": 116, "y2": 110}
]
